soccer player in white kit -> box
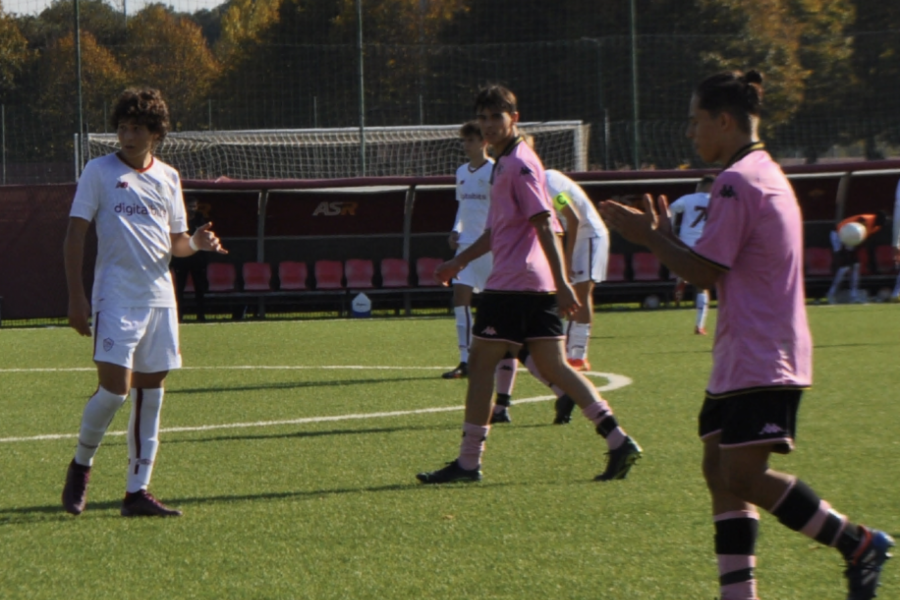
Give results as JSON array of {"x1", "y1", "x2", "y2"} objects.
[
  {"x1": 668, "y1": 175, "x2": 714, "y2": 334},
  {"x1": 442, "y1": 121, "x2": 494, "y2": 379},
  {"x1": 62, "y1": 88, "x2": 227, "y2": 517},
  {"x1": 545, "y1": 169, "x2": 610, "y2": 369}
]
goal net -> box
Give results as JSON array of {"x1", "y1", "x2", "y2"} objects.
[{"x1": 84, "y1": 121, "x2": 589, "y2": 180}]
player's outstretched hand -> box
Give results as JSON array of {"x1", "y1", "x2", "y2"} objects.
[
  {"x1": 556, "y1": 282, "x2": 581, "y2": 317},
  {"x1": 434, "y1": 258, "x2": 464, "y2": 286},
  {"x1": 599, "y1": 193, "x2": 670, "y2": 247},
  {"x1": 68, "y1": 295, "x2": 92, "y2": 337},
  {"x1": 192, "y1": 222, "x2": 228, "y2": 254}
]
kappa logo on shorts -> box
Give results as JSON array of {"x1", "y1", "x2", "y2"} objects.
[
  {"x1": 102, "y1": 338, "x2": 114, "y2": 352},
  {"x1": 481, "y1": 326, "x2": 498, "y2": 336},
  {"x1": 759, "y1": 423, "x2": 785, "y2": 435}
]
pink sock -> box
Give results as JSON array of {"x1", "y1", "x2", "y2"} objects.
[
  {"x1": 494, "y1": 357, "x2": 518, "y2": 396},
  {"x1": 458, "y1": 422, "x2": 490, "y2": 470},
  {"x1": 581, "y1": 400, "x2": 625, "y2": 450},
  {"x1": 581, "y1": 400, "x2": 611, "y2": 427}
]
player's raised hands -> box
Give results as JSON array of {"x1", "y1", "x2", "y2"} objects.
[
  {"x1": 191, "y1": 222, "x2": 228, "y2": 254},
  {"x1": 599, "y1": 193, "x2": 672, "y2": 247}
]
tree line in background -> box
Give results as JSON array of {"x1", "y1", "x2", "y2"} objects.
[{"x1": 0, "y1": 0, "x2": 898, "y2": 176}]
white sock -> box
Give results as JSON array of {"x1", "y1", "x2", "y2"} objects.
[
  {"x1": 126, "y1": 387, "x2": 164, "y2": 493},
  {"x1": 696, "y1": 291, "x2": 709, "y2": 329},
  {"x1": 567, "y1": 322, "x2": 591, "y2": 360},
  {"x1": 454, "y1": 306, "x2": 472, "y2": 363},
  {"x1": 850, "y1": 263, "x2": 860, "y2": 300},
  {"x1": 74, "y1": 386, "x2": 127, "y2": 466},
  {"x1": 828, "y1": 266, "x2": 849, "y2": 297}
]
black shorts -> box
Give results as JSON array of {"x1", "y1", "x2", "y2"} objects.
[
  {"x1": 472, "y1": 292, "x2": 564, "y2": 345},
  {"x1": 698, "y1": 388, "x2": 803, "y2": 454}
]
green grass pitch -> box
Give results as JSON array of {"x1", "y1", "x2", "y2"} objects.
[{"x1": 0, "y1": 305, "x2": 897, "y2": 599}]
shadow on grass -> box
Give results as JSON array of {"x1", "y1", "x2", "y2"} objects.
[
  {"x1": 0, "y1": 479, "x2": 515, "y2": 525},
  {"x1": 157, "y1": 423, "x2": 461, "y2": 446},
  {"x1": 167, "y1": 374, "x2": 439, "y2": 395}
]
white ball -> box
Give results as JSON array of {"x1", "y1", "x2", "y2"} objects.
[
  {"x1": 838, "y1": 222, "x2": 866, "y2": 248},
  {"x1": 642, "y1": 294, "x2": 661, "y2": 309}
]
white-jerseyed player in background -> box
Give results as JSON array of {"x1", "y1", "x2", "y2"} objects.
[
  {"x1": 442, "y1": 121, "x2": 494, "y2": 379},
  {"x1": 546, "y1": 169, "x2": 610, "y2": 369},
  {"x1": 668, "y1": 175, "x2": 715, "y2": 334},
  {"x1": 62, "y1": 88, "x2": 227, "y2": 517}
]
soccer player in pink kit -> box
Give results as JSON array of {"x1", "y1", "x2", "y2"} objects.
[
  {"x1": 62, "y1": 88, "x2": 227, "y2": 517},
  {"x1": 416, "y1": 85, "x2": 641, "y2": 484},
  {"x1": 600, "y1": 70, "x2": 892, "y2": 600}
]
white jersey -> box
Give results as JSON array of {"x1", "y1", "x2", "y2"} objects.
[
  {"x1": 669, "y1": 191, "x2": 710, "y2": 248},
  {"x1": 70, "y1": 153, "x2": 188, "y2": 309},
  {"x1": 545, "y1": 170, "x2": 608, "y2": 239},
  {"x1": 453, "y1": 159, "x2": 493, "y2": 245}
]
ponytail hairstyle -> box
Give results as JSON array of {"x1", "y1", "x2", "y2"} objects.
[{"x1": 694, "y1": 70, "x2": 764, "y2": 134}]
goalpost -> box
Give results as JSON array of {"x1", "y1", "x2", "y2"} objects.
[{"x1": 83, "y1": 121, "x2": 589, "y2": 180}]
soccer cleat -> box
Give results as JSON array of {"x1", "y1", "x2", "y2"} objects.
[
  {"x1": 553, "y1": 394, "x2": 576, "y2": 424},
  {"x1": 441, "y1": 362, "x2": 468, "y2": 379},
  {"x1": 121, "y1": 490, "x2": 183, "y2": 517},
  {"x1": 594, "y1": 437, "x2": 642, "y2": 481},
  {"x1": 844, "y1": 527, "x2": 894, "y2": 600},
  {"x1": 567, "y1": 358, "x2": 591, "y2": 371},
  {"x1": 416, "y1": 459, "x2": 482, "y2": 484},
  {"x1": 490, "y1": 407, "x2": 512, "y2": 424},
  {"x1": 695, "y1": 326, "x2": 707, "y2": 335},
  {"x1": 62, "y1": 459, "x2": 91, "y2": 516}
]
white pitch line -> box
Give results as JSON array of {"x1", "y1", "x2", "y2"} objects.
[{"x1": 0, "y1": 368, "x2": 632, "y2": 443}]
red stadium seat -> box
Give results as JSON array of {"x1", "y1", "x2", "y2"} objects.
[
  {"x1": 632, "y1": 252, "x2": 661, "y2": 281},
  {"x1": 185, "y1": 272, "x2": 195, "y2": 293},
  {"x1": 380, "y1": 258, "x2": 410, "y2": 288},
  {"x1": 207, "y1": 263, "x2": 236, "y2": 292},
  {"x1": 242, "y1": 262, "x2": 272, "y2": 291},
  {"x1": 345, "y1": 259, "x2": 374, "y2": 289},
  {"x1": 804, "y1": 247, "x2": 832, "y2": 277},
  {"x1": 416, "y1": 257, "x2": 444, "y2": 287},
  {"x1": 606, "y1": 253, "x2": 626, "y2": 282},
  {"x1": 314, "y1": 260, "x2": 344, "y2": 290},
  {"x1": 874, "y1": 245, "x2": 898, "y2": 274},
  {"x1": 279, "y1": 261, "x2": 308, "y2": 291}
]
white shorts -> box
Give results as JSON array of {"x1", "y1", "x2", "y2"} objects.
[
  {"x1": 454, "y1": 244, "x2": 493, "y2": 293},
  {"x1": 93, "y1": 307, "x2": 182, "y2": 373},
  {"x1": 570, "y1": 235, "x2": 608, "y2": 284}
]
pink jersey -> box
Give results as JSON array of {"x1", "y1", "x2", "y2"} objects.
[
  {"x1": 691, "y1": 149, "x2": 812, "y2": 395},
  {"x1": 484, "y1": 138, "x2": 560, "y2": 292}
]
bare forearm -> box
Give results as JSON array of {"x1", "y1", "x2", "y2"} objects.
[
  {"x1": 644, "y1": 231, "x2": 721, "y2": 289},
  {"x1": 171, "y1": 232, "x2": 197, "y2": 258},
  {"x1": 536, "y1": 223, "x2": 568, "y2": 288},
  {"x1": 64, "y1": 225, "x2": 87, "y2": 300}
]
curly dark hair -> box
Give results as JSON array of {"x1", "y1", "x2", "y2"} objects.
[{"x1": 110, "y1": 88, "x2": 170, "y2": 140}]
